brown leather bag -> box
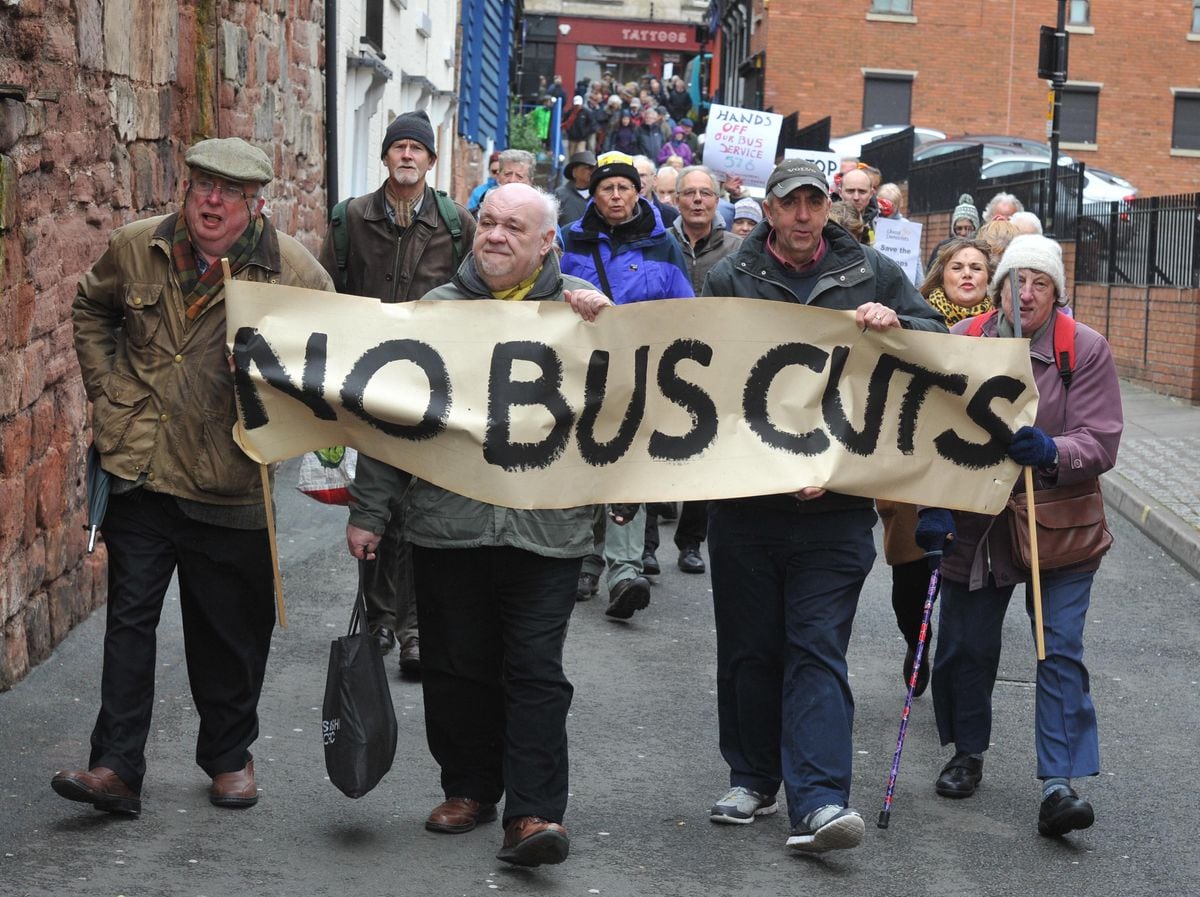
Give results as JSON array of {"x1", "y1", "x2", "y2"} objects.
[{"x1": 1006, "y1": 478, "x2": 1113, "y2": 572}]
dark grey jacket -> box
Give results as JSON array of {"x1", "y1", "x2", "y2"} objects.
[
  {"x1": 669, "y1": 215, "x2": 742, "y2": 294},
  {"x1": 348, "y1": 252, "x2": 597, "y2": 558}
]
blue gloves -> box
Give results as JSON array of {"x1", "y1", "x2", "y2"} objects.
[
  {"x1": 1008, "y1": 426, "x2": 1058, "y2": 467},
  {"x1": 915, "y1": 508, "x2": 956, "y2": 564}
]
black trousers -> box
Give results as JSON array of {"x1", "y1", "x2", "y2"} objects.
[
  {"x1": 644, "y1": 500, "x2": 709, "y2": 554},
  {"x1": 891, "y1": 558, "x2": 934, "y2": 650},
  {"x1": 412, "y1": 545, "x2": 579, "y2": 824},
  {"x1": 362, "y1": 500, "x2": 418, "y2": 643},
  {"x1": 90, "y1": 490, "x2": 275, "y2": 791}
]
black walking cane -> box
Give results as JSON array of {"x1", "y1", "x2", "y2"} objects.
[{"x1": 878, "y1": 552, "x2": 942, "y2": 829}]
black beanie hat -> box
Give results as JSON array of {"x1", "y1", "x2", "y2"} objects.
[
  {"x1": 381, "y1": 110, "x2": 437, "y2": 159},
  {"x1": 588, "y1": 151, "x2": 641, "y2": 195}
]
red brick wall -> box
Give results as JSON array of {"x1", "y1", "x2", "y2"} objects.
[
  {"x1": 1074, "y1": 284, "x2": 1200, "y2": 402},
  {"x1": 0, "y1": 1, "x2": 329, "y2": 689},
  {"x1": 762, "y1": 1, "x2": 1200, "y2": 196}
]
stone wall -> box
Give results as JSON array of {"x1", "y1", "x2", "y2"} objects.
[{"x1": 0, "y1": 0, "x2": 328, "y2": 690}]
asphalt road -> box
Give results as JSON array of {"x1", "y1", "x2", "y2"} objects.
[{"x1": 2, "y1": 460, "x2": 1198, "y2": 897}]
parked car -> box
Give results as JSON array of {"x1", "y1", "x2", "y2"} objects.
[
  {"x1": 913, "y1": 135, "x2": 1067, "y2": 164},
  {"x1": 979, "y1": 155, "x2": 1138, "y2": 205},
  {"x1": 829, "y1": 125, "x2": 945, "y2": 160}
]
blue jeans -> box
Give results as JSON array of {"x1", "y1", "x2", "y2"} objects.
[
  {"x1": 932, "y1": 569, "x2": 1100, "y2": 778},
  {"x1": 708, "y1": 502, "x2": 876, "y2": 824}
]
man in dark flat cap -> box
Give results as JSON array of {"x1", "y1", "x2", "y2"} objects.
[
  {"x1": 56, "y1": 137, "x2": 333, "y2": 817},
  {"x1": 320, "y1": 109, "x2": 475, "y2": 674}
]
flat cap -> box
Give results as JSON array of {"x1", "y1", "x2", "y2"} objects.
[{"x1": 185, "y1": 137, "x2": 274, "y2": 184}]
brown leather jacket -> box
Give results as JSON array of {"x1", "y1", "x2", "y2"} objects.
[
  {"x1": 318, "y1": 182, "x2": 476, "y2": 302},
  {"x1": 73, "y1": 213, "x2": 334, "y2": 506}
]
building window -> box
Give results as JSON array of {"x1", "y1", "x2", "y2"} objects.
[
  {"x1": 1193, "y1": 1, "x2": 1200, "y2": 33},
  {"x1": 862, "y1": 73, "x2": 912, "y2": 128},
  {"x1": 1068, "y1": 0, "x2": 1090, "y2": 26},
  {"x1": 1173, "y1": 92, "x2": 1200, "y2": 150},
  {"x1": 871, "y1": 0, "x2": 913, "y2": 12},
  {"x1": 362, "y1": 0, "x2": 384, "y2": 55},
  {"x1": 1060, "y1": 84, "x2": 1099, "y2": 144}
]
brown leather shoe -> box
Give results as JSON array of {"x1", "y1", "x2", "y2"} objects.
[
  {"x1": 51, "y1": 766, "x2": 141, "y2": 816},
  {"x1": 210, "y1": 759, "x2": 258, "y2": 808},
  {"x1": 425, "y1": 796, "x2": 498, "y2": 833},
  {"x1": 496, "y1": 816, "x2": 570, "y2": 867},
  {"x1": 398, "y1": 636, "x2": 421, "y2": 676}
]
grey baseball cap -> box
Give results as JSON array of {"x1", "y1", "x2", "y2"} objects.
[
  {"x1": 184, "y1": 137, "x2": 274, "y2": 184},
  {"x1": 765, "y1": 159, "x2": 830, "y2": 199}
]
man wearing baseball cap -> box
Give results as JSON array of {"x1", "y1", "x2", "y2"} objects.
[
  {"x1": 700, "y1": 158, "x2": 945, "y2": 854},
  {"x1": 59, "y1": 137, "x2": 333, "y2": 816},
  {"x1": 324, "y1": 108, "x2": 476, "y2": 673}
]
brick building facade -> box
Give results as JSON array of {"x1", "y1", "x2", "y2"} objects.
[
  {"x1": 0, "y1": 0, "x2": 328, "y2": 689},
  {"x1": 719, "y1": 0, "x2": 1200, "y2": 193}
]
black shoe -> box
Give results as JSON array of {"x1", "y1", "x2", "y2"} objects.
[
  {"x1": 641, "y1": 551, "x2": 661, "y2": 576},
  {"x1": 1038, "y1": 787, "x2": 1094, "y2": 837},
  {"x1": 903, "y1": 646, "x2": 930, "y2": 697},
  {"x1": 677, "y1": 546, "x2": 705, "y2": 574},
  {"x1": 935, "y1": 752, "x2": 983, "y2": 798},
  {"x1": 605, "y1": 576, "x2": 651, "y2": 620},
  {"x1": 373, "y1": 627, "x2": 396, "y2": 655},
  {"x1": 576, "y1": 572, "x2": 599, "y2": 601}
]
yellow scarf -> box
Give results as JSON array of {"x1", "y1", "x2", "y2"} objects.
[
  {"x1": 491, "y1": 265, "x2": 543, "y2": 301},
  {"x1": 925, "y1": 286, "x2": 992, "y2": 327}
]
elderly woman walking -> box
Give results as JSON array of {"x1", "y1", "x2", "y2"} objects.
[{"x1": 915, "y1": 234, "x2": 1123, "y2": 838}]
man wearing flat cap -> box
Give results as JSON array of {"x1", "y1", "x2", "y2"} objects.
[
  {"x1": 58, "y1": 137, "x2": 333, "y2": 817},
  {"x1": 322, "y1": 109, "x2": 476, "y2": 674},
  {"x1": 699, "y1": 158, "x2": 944, "y2": 854},
  {"x1": 553, "y1": 150, "x2": 596, "y2": 226}
]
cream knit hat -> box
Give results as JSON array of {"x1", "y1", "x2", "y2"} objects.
[{"x1": 991, "y1": 234, "x2": 1066, "y2": 300}]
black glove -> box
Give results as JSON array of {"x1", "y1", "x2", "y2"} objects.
[
  {"x1": 608, "y1": 503, "x2": 640, "y2": 525},
  {"x1": 1007, "y1": 425, "x2": 1057, "y2": 467},
  {"x1": 915, "y1": 508, "x2": 956, "y2": 567}
]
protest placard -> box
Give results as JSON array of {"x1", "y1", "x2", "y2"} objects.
[
  {"x1": 701, "y1": 104, "x2": 784, "y2": 187},
  {"x1": 874, "y1": 217, "x2": 925, "y2": 286}
]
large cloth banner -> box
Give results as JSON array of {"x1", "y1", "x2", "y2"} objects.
[{"x1": 225, "y1": 283, "x2": 1039, "y2": 515}]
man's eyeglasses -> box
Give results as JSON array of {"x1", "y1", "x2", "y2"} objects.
[
  {"x1": 190, "y1": 176, "x2": 252, "y2": 203},
  {"x1": 678, "y1": 188, "x2": 717, "y2": 201}
]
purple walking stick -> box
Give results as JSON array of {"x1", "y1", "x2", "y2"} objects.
[{"x1": 878, "y1": 559, "x2": 942, "y2": 829}]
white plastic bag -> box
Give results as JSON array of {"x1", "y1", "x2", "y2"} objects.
[{"x1": 297, "y1": 446, "x2": 358, "y2": 505}]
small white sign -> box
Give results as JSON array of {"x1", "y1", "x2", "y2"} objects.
[
  {"x1": 701, "y1": 104, "x2": 784, "y2": 188},
  {"x1": 874, "y1": 217, "x2": 925, "y2": 287},
  {"x1": 782, "y1": 148, "x2": 840, "y2": 187}
]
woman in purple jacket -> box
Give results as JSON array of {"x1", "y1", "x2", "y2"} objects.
[{"x1": 915, "y1": 235, "x2": 1123, "y2": 840}]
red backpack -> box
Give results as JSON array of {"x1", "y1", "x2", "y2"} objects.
[{"x1": 963, "y1": 309, "x2": 1076, "y2": 390}]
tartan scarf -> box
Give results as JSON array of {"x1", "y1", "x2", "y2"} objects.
[
  {"x1": 925, "y1": 285, "x2": 992, "y2": 327},
  {"x1": 171, "y1": 209, "x2": 264, "y2": 320}
]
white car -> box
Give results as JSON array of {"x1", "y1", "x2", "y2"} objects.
[
  {"x1": 828, "y1": 126, "x2": 946, "y2": 160},
  {"x1": 980, "y1": 155, "x2": 1138, "y2": 205}
]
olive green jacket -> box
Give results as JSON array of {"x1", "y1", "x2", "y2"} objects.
[
  {"x1": 347, "y1": 252, "x2": 596, "y2": 558},
  {"x1": 73, "y1": 213, "x2": 334, "y2": 506}
]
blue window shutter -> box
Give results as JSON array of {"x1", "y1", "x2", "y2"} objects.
[{"x1": 458, "y1": 0, "x2": 514, "y2": 146}]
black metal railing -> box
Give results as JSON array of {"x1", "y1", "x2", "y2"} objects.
[
  {"x1": 858, "y1": 126, "x2": 914, "y2": 184},
  {"x1": 1075, "y1": 193, "x2": 1200, "y2": 288},
  {"x1": 908, "y1": 149, "x2": 1082, "y2": 239}
]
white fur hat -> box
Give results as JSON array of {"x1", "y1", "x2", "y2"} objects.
[{"x1": 991, "y1": 233, "x2": 1066, "y2": 300}]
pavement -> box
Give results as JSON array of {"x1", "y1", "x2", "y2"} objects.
[{"x1": 1102, "y1": 379, "x2": 1200, "y2": 578}]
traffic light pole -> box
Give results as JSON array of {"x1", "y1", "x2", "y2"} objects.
[{"x1": 1044, "y1": 0, "x2": 1068, "y2": 236}]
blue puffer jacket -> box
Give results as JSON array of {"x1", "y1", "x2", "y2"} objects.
[{"x1": 559, "y1": 197, "x2": 694, "y2": 304}]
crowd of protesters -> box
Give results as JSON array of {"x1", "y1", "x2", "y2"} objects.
[{"x1": 55, "y1": 74, "x2": 1121, "y2": 879}]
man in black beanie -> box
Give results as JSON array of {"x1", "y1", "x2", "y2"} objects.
[{"x1": 320, "y1": 109, "x2": 475, "y2": 675}]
